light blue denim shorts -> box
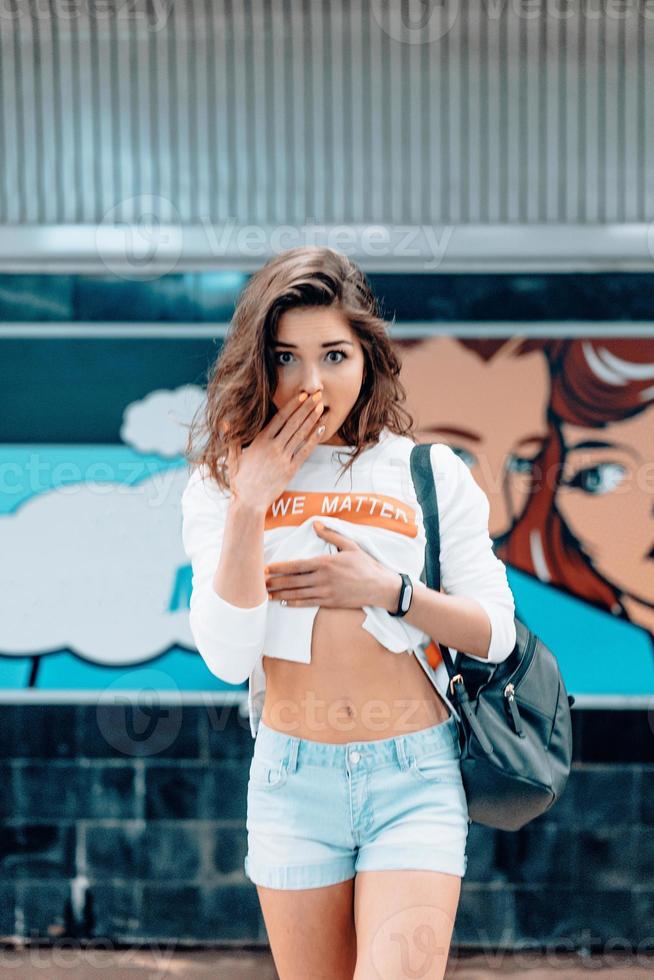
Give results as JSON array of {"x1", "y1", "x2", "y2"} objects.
[{"x1": 244, "y1": 713, "x2": 470, "y2": 890}]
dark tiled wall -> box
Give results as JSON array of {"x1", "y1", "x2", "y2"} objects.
[{"x1": 0, "y1": 704, "x2": 652, "y2": 948}]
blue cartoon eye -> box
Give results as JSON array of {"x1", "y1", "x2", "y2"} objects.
[
  {"x1": 564, "y1": 463, "x2": 626, "y2": 495},
  {"x1": 450, "y1": 446, "x2": 476, "y2": 469},
  {"x1": 507, "y1": 455, "x2": 538, "y2": 475}
]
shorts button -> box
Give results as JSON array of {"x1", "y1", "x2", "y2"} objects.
[{"x1": 349, "y1": 750, "x2": 361, "y2": 764}]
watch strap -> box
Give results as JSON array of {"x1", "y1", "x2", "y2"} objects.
[{"x1": 389, "y1": 572, "x2": 413, "y2": 617}]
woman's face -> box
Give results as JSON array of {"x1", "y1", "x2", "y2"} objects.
[
  {"x1": 555, "y1": 404, "x2": 654, "y2": 605},
  {"x1": 270, "y1": 306, "x2": 367, "y2": 446},
  {"x1": 400, "y1": 336, "x2": 550, "y2": 541}
]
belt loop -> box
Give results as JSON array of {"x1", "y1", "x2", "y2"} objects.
[
  {"x1": 393, "y1": 736, "x2": 411, "y2": 772},
  {"x1": 286, "y1": 737, "x2": 299, "y2": 774}
]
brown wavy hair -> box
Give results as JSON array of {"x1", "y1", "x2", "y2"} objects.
[{"x1": 185, "y1": 246, "x2": 416, "y2": 492}]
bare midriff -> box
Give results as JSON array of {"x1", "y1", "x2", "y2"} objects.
[{"x1": 261, "y1": 606, "x2": 450, "y2": 743}]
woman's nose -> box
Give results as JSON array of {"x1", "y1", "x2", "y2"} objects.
[
  {"x1": 300, "y1": 374, "x2": 324, "y2": 397},
  {"x1": 307, "y1": 385, "x2": 324, "y2": 398}
]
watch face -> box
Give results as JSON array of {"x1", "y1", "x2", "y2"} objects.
[{"x1": 401, "y1": 579, "x2": 413, "y2": 612}]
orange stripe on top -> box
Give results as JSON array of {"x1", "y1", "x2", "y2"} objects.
[
  {"x1": 424, "y1": 639, "x2": 443, "y2": 670},
  {"x1": 264, "y1": 491, "x2": 418, "y2": 537}
]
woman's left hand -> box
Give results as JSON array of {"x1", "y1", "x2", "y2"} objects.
[{"x1": 265, "y1": 522, "x2": 401, "y2": 611}]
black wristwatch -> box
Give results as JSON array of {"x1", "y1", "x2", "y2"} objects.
[{"x1": 389, "y1": 573, "x2": 414, "y2": 617}]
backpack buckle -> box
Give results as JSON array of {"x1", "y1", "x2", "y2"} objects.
[{"x1": 449, "y1": 673, "x2": 464, "y2": 696}]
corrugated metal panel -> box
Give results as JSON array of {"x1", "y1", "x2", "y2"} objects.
[{"x1": 0, "y1": 0, "x2": 652, "y2": 226}]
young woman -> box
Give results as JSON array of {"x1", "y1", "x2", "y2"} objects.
[{"x1": 182, "y1": 247, "x2": 516, "y2": 980}]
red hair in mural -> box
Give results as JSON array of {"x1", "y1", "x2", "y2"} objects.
[
  {"x1": 502, "y1": 338, "x2": 654, "y2": 614},
  {"x1": 396, "y1": 336, "x2": 560, "y2": 362},
  {"x1": 395, "y1": 334, "x2": 566, "y2": 540}
]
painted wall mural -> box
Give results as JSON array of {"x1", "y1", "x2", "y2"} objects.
[
  {"x1": 0, "y1": 380, "x2": 223, "y2": 695},
  {"x1": 1, "y1": 332, "x2": 652, "y2": 702},
  {"x1": 397, "y1": 336, "x2": 654, "y2": 700}
]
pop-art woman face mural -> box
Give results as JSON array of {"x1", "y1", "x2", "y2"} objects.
[
  {"x1": 551, "y1": 340, "x2": 654, "y2": 633},
  {"x1": 397, "y1": 335, "x2": 554, "y2": 543}
]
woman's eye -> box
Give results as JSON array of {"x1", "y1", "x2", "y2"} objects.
[
  {"x1": 562, "y1": 462, "x2": 626, "y2": 495},
  {"x1": 507, "y1": 455, "x2": 537, "y2": 475}
]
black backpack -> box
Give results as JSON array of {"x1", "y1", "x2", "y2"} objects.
[{"x1": 410, "y1": 443, "x2": 575, "y2": 832}]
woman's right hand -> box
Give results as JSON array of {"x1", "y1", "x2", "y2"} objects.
[{"x1": 225, "y1": 392, "x2": 326, "y2": 511}]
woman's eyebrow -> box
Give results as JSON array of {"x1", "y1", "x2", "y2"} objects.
[
  {"x1": 425, "y1": 425, "x2": 481, "y2": 442},
  {"x1": 516, "y1": 433, "x2": 548, "y2": 446},
  {"x1": 271, "y1": 340, "x2": 354, "y2": 348},
  {"x1": 567, "y1": 440, "x2": 616, "y2": 450},
  {"x1": 565, "y1": 439, "x2": 640, "y2": 459}
]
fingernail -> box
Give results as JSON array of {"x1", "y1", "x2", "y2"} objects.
[
  {"x1": 317, "y1": 425, "x2": 325, "y2": 435},
  {"x1": 298, "y1": 392, "x2": 308, "y2": 402},
  {"x1": 314, "y1": 521, "x2": 324, "y2": 531},
  {"x1": 264, "y1": 566, "x2": 269, "y2": 575},
  {"x1": 311, "y1": 391, "x2": 322, "y2": 402}
]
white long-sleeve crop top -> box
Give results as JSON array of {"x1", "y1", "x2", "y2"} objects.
[{"x1": 180, "y1": 427, "x2": 517, "y2": 737}]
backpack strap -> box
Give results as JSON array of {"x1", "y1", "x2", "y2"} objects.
[{"x1": 409, "y1": 443, "x2": 462, "y2": 687}]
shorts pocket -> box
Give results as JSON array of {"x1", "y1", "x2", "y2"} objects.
[
  {"x1": 248, "y1": 754, "x2": 289, "y2": 791},
  {"x1": 408, "y1": 750, "x2": 462, "y2": 786}
]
